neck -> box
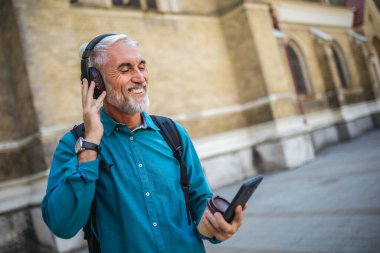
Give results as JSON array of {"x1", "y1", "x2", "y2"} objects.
[{"x1": 103, "y1": 101, "x2": 142, "y2": 130}]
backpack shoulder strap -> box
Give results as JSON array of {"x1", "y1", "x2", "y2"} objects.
[
  {"x1": 83, "y1": 202, "x2": 100, "y2": 253},
  {"x1": 150, "y1": 115, "x2": 180, "y2": 152},
  {"x1": 71, "y1": 123, "x2": 85, "y2": 140},
  {"x1": 150, "y1": 115, "x2": 192, "y2": 225}
]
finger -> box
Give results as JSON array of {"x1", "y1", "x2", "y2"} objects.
[
  {"x1": 81, "y1": 78, "x2": 89, "y2": 107},
  {"x1": 95, "y1": 91, "x2": 107, "y2": 108},
  {"x1": 202, "y1": 215, "x2": 217, "y2": 235},
  {"x1": 202, "y1": 215, "x2": 226, "y2": 241},
  {"x1": 214, "y1": 212, "x2": 234, "y2": 234},
  {"x1": 86, "y1": 81, "x2": 96, "y2": 105},
  {"x1": 232, "y1": 205, "x2": 244, "y2": 227},
  {"x1": 205, "y1": 210, "x2": 220, "y2": 230}
]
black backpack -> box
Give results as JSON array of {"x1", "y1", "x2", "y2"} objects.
[{"x1": 71, "y1": 115, "x2": 191, "y2": 253}]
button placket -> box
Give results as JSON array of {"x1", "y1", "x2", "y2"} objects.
[{"x1": 128, "y1": 136, "x2": 162, "y2": 244}]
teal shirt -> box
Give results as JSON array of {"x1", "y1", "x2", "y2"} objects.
[{"x1": 41, "y1": 109, "x2": 214, "y2": 253}]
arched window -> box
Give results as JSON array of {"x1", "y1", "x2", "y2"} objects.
[
  {"x1": 350, "y1": 39, "x2": 370, "y2": 87},
  {"x1": 285, "y1": 41, "x2": 312, "y2": 95},
  {"x1": 331, "y1": 42, "x2": 351, "y2": 89}
]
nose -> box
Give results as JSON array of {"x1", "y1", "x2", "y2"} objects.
[{"x1": 131, "y1": 69, "x2": 146, "y2": 84}]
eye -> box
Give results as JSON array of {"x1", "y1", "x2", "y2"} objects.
[
  {"x1": 120, "y1": 68, "x2": 130, "y2": 73},
  {"x1": 139, "y1": 64, "x2": 146, "y2": 71}
]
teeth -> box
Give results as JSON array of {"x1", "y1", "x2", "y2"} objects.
[{"x1": 130, "y1": 88, "x2": 144, "y2": 94}]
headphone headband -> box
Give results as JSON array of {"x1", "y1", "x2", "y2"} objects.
[
  {"x1": 81, "y1": 33, "x2": 116, "y2": 59},
  {"x1": 81, "y1": 33, "x2": 116, "y2": 80}
]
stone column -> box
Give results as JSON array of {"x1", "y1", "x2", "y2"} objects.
[
  {"x1": 0, "y1": 0, "x2": 83, "y2": 252},
  {"x1": 221, "y1": 2, "x2": 297, "y2": 125},
  {"x1": 220, "y1": 1, "x2": 314, "y2": 172},
  {"x1": 362, "y1": 44, "x2": 380, "y2": 99}
]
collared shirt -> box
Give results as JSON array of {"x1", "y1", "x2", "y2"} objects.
[{"x1": 41, "y1": 109, "x2": 214, "y2": 253}]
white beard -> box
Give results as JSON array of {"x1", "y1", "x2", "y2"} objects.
[{"x1": 106, "y1": 83, "x2": 150, "y2": 114}]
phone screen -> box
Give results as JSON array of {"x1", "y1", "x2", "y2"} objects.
[{"x1": 223, "y1": 175, "x2": 263, "y2": 223}]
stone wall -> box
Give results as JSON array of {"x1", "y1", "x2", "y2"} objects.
[
  {"x1": 0, "y1": 207, "x2": 55, "y2": 253},
  {"x1": 12, "y1": 0, "x2": 251, "y2": 140}
]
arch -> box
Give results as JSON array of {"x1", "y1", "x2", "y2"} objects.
[
  {"x1": 331, "y1": 42, "x2": 351, "y2": 89},
  {"x1": 350, "y1": 39, "x2": 371, "y2": 87},
  {"x1": 285, "y1": 40, "x2": 312, "y2": 95}
]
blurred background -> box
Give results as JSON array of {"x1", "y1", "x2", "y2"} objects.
[{"x1": 0, "y1": 0, "x2": 379, "y2": 252}]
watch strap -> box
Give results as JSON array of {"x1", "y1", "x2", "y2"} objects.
[{"x1": 82, "y1": 140, "x2": 99, "y2": 152}]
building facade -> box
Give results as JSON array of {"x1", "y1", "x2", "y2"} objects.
[{"x1": 0, "y1": 0, "x2": 379, "y2": 252}]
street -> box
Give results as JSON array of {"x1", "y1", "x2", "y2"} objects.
[{"x1": 205, "y1": 129, "x2": 380, "y2": 253}]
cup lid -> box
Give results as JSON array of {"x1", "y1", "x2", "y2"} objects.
[{"x1": 207, "y1": 195, "x2": 230, "y2": 214}]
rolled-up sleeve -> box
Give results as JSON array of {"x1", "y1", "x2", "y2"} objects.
[{"x1": 41, "y1": 132, "x2": 99, "y2": 239}]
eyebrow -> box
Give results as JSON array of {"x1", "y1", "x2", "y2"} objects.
[{"x1": 117, "y1": 60, "x2": 146, "y2": 69}]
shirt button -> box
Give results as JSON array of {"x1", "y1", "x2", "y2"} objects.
[
  {"x1": 130, "y1": 136, "x2": 134, "y2": 141},
  {"x1": 145, "y1": 192, "x2": 150, "y2": 197},
  {"x1": 153, "y1": 222, "x2": 157, "y2": 227},
  {"x1": 115, "y1": 127, "x2": 120, "y2": 131},
  {"x1": 138, "y1": 164, "x2": 143, "y2": 168}
]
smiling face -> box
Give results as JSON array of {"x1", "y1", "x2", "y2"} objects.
[{"x1": 102, "y1": 41, "x2": 149, "y2": 114}]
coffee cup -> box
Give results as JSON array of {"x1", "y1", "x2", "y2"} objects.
[{"x1": 206, "y1": 195, "x2": 230, "y2": 215}]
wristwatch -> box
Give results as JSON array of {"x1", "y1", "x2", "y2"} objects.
[{"x1": 75, "y1": 137, "x2": 100, "y2": 154}]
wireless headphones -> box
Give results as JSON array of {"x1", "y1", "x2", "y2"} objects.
[{"x1": 81, "y1": 33, "x2": 116, "y2": 99}]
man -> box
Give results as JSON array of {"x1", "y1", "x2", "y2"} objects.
[{"x1": 41, "y1": 34, "x2": 244, "y2": 252}]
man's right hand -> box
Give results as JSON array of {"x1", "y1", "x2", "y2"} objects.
[{"x1": 78, "y1": 79, "x2": 106, "y2": 163}]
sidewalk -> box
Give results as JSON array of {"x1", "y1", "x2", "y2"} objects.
[{"x1": 205, "y1": 129, "x2": 380, "y2": 253}]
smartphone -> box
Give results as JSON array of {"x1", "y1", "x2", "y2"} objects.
[{"x1": 223, "y1": 175, "x2": 263, "y2": 223}]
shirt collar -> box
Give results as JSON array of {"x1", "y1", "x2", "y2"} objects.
[
  {"x1": 141, "y1": 112, "x2": 160, "y2": 131},
  {"x1": 100, "y1": 108, "x2": 160, "y2": 136}
]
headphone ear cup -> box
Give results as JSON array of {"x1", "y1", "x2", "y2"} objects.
[{"x1": 88, "y1": 67, "x2": 105, "y2": 99}]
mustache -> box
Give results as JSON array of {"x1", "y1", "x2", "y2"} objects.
[{"x1": 127, "y1": 82, "x2": 148, "y2": 90}]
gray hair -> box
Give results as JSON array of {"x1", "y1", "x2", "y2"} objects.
[{"x1": 79, "y1": 34, "x2": 138, "y2": 72}]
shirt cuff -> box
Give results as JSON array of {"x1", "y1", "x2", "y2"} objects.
[
  {"x1": 196, "y1": 229, "x2": 222, "y2": 244},
  {"x1": 62, "y1": 157, "x2": 100, "y2": 183}
]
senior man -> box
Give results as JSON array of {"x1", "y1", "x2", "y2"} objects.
[{"x1": 41, "y1": 34, "x2": 244, "y2": 253}]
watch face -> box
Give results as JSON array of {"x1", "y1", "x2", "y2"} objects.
[
  {"x1": 75, "y1": 137, "x2": 83, "y2": 154},
  {"x1": 75, "y1": 137, "x2": 99, "y2": 154}
]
